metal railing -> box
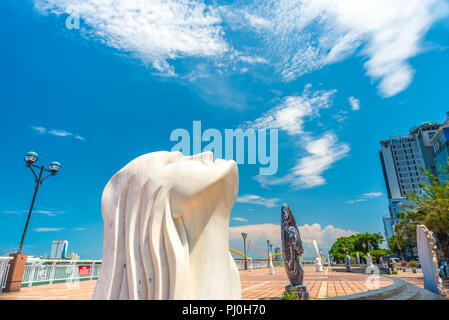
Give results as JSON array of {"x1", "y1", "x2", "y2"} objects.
[
  {"x1": 21, "y1": 258, "x2": 102, "y2": 287},
  {"x1": 0, "y1": 257, "x2": 13, "y2": 292}
]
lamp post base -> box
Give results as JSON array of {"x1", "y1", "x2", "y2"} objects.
[{"x1": 4, "y1": 253, "x2": 27, "y2": 292}]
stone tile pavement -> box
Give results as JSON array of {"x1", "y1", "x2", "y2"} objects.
[{"x1": 0, "y1": 266, "x2": 394, "y2": 300}]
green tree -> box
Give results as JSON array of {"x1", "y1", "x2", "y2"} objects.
[
  {"x1": 368, "y1": 249, "x2": 392, "y2": 263},
  {"x1": 396, "y1": 165, "x2": 449, "y2": 260},
  {"x1": 329, "y1": 233, "x2": 385, "y2": 262}
]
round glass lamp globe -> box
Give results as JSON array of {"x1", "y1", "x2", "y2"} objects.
[
  {"x1": 25, "y1": 151, "x2": 39, "y2": 164},
  {"x1": 49, "y1": 161, "x2": 62, "y2": 173}
]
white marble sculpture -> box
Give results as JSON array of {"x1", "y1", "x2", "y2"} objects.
[
  {"x1": 268, "y1": 252, "x2": 275, "y2": 275},
  {"x1": 365, "y1": 253, "x2": 374, "y2": 274},
  {"x1": 313, "y1": 240, "x2": 324, "y2": 272},
  {"x1": 92, "y1": 151, "x2": 241, "y2": 300},
  {"x1": 356, "y1": 252, "x2": 360, "y2": 265},
  {"x1": 248, "y1": 258, "x2": 253, "y2": 272},
  {"x1": 416, "y1": 225, "x2": 447, "y2": 296}
]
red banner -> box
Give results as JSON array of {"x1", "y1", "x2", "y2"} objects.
[{"x1": 78, "y1": 265, "x2": 91, "y2": 276}]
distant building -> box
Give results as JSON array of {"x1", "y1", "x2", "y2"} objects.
[
  {"x1": 274, "y1": 247, "x2": 281, "y2": 260},
  {"x1": 67, "y1": 252, "x2": 79, "y2": 260},
  {"x1": 50, "y1": 240, "x2": 68, "y2": 259},
  {"x1": 379, "y1": 121, "x2": 441, "y2": 244}
]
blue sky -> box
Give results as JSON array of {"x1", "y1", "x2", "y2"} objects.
[{"x1": 1, "y1": 0, "x2": 449, "y2": 259}]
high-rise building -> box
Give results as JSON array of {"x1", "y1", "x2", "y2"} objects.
[
  {"x1": 430, "y1": 114, "x2": 449, "y2": 181},
  {"x1": 274, "y1": 247, "x2": 281, "y2": 260},
  {"x1": 50, "y1": 240, "x2": 68, "y2": 259},
  {"x1": 379, "y1": 121, "x2": 441, "y2": 245}
]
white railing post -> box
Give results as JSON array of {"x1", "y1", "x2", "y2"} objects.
[
  {"x1": 49, "y1": 262, "x2": 56, "y2": 285},
  {"x1": 90, "y1": 262, "x2": 94, "y2": 280},
  {"x1": 28, "y1": 262, "x2": 36, "y2": 287}
]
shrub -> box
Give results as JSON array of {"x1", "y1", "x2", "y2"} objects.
[
  {"x1": 283, "y1": 286, "x2": 297, "y2": 300},
  {"x1": 408, "y1": 261, "x2": 418, "y2": 268},
  {"x1": 401, "y1": 260, "x2": 408, "y2": 267},
  {"x1": 392, "y1": 270, "x2": 398, "y2": 274}
]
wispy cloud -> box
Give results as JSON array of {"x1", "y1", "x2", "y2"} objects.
[
  {"x1": 363, "y1": 192, "x2": 383, "y2": 198},
  {"x1": 34, "y1": 0, "x2": 229, "y2": 75},
  {"x1": 348, "y1": 97, "x2": 361, "y2": 111},
  {"x1": 3, "y1": 210, "x2": 21, "y2": 215},
  {"x1": 347, "y1": 192, "x2": 384, "y2": 204},
  {"x1": 245, "y1": 86, "x2": 350, "y2": 189},
  {"x1": 244, "y1": 86, "x2": 336, "y2": 136},
  {"x1": 73, "y1": 227, "x2": 87, "y2": 231},
  {"x1": 32, "y1": 0, "x2": 448, "y2": 98},
  {"x1": 3, "y1": 209, "x2": 65, "y2": 216},
  {"x1": 34, "y1": 227, "x2": 65, "y2": 232},
  {"x1": 236, "y1": 194, "x2": 280, "y2": 208},
  {"x1": 237, "y1": 0, "x2": 449, "y2": 97},
  {"x1": 32, "y1": 126, "x2": 86, "y2": 141},
  {"x1": 346, "y1": 199, "x2": 368, "y2": 204},
  {"x1": 232, "y1": 217, "x2": 248, "y2": 222}
]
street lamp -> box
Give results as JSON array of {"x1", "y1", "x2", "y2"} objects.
[
  {"x1": 18, "y1": 151, "x2": 62, "y2": 253},
  {"x1": 241, "y1": 233, "x2": 248, "y2": 270}
]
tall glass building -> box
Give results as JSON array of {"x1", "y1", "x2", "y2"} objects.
[
  {"x1": 430, "y1": 115, "x2": 449, "y2": 181},
  {"x1": 379, "y1": 121, "x2": 441, "y2": 246},
  {"x1": 50, "y1": 240, "x2": 68, "y2": 259}
]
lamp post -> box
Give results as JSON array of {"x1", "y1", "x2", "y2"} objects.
[
  {"x1": 267, "y1": 240, "x2": 270, "y2": 256},
  {"x1": 5, "y1": 152, "x2": 61, "y2": 293},
  {"x1": 241, "y1": 232, "x2": 248, "y2": 270},
  {"x1": 18, "y1": 152, "x2": 62, "y2": 253}
]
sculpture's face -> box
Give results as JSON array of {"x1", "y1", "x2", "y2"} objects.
[{"x1": 162, "y1": 151, "x2": 238, "y2": 218}]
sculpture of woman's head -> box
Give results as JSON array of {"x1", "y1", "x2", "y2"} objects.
[{"x1": 93, "y1": 151, "x2": 240, "y2": 300}]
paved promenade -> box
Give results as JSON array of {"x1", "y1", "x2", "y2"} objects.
[{"x1": 0, "y1": 266, "x2": 397, "y2": 300}]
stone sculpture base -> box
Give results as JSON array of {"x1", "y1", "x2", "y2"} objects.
[{"x1": 285, "y1": 285, "x2": 309, "y2": 300}]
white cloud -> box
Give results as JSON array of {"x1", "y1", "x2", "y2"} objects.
[
  {"x1": 32, "y1": 126, "x2": 85, "y2": 141},
  {"x1": 33, "y1": 210, "x2": 64, "y2": 216},
  {"x1": 237, "y1": 55, "x2": 269, "y2": 64},
  {"x1": 245, "y1": 86, "x2": 349, "y2": 189},
  {"x1": 232, "y1": 217, "x2": 248, "y2": 222},
  {"x1": 34, "y1": 227, "x2": 65, "y2": 232},
  {"x1": 347, "y1": 191, "x2": 384, "y2": 204},
  {"x1": 291, "y1": 133, "x2": 350, "y2": 188},
  {"x1": 240, "y1": 0, "x2": 448, "y2": 97},
  {"x1": 229, "y1": 223, "x2": 356, "y2": 258},
  {"x1": 3, "y1": 210, "x2": 21, "y2": 215},
  {"x1": 32, "y1": 0, "x2": 447, "y2": 97},
  {"x1": 346, "y1": 199, "x2": 368, "y2": 204},
  {"x1": 34, "y1": 0, "x2": 229, "y2": 75},
  {"x1": 48, "y1": 129, "x2": 72, "y2": 137},
  {"x1": 236, "y1": 194, "x2": 280, "y2": 208},
  {"x1": 244, "y1": 87, "x2": 337, "y2": 136},
  {"x1": 348, "y1": 96, "x2": 360, "y2": 111},
  {"x1": 73, "y1": 227, "x2": 87, "y2": 231},
  {"x1": 3, "y1": 209, "x2": 64, "y2": 216},
  {"x1": 255, "y1": 132, "x2": 350, "y2": 189},
  {"x1": 363, "y1": 192, "x2": 383, "y2": 198}
]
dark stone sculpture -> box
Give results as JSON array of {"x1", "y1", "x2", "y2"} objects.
[{"x1": 281, "y1": 203, "x2": 309, "y2": 300}]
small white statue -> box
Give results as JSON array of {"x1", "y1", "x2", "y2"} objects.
[
  {"x1": 248, "y1": 258, "x2": 253, "y2": 272},
  {"x1": 268, "y1": 252, "x2": 275, "y2": 275},
  {"x1": 365, "y1": 253, "x2": 374, "y2": 274},
  {"x1": 93, "y1": 151, "x2": 241, "y2": 300},
  {"x1": 313, "y1": 240, "x2": 324, "y2": 272}
]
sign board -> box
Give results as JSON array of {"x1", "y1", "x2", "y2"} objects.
[{"x1": 78, "y1": 265, "x2": 91, "y2": 276}]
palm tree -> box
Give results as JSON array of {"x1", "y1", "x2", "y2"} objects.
[{"x1": 397, "y1": 164, "x2": 449, "y2": 261}]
